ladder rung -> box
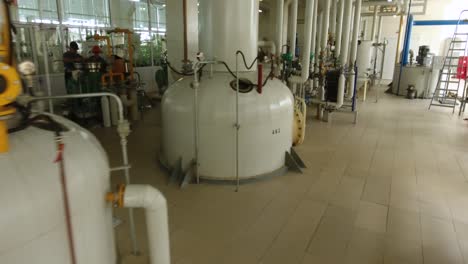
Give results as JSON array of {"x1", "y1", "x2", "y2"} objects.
[
  {"x1": 450, "y1": 48, "x2": 466, "y2": 51},
  {"x1": 440, "y1": 80, "x2": 461, "y2": 83},
  {"x1": 452, "y1": 41, "x2": 467, "y2": 43},
  {"x1": 455, "y1": 33, "x2": 468, "y2": 35}
]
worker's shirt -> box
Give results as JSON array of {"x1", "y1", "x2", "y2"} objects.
[{"x1": 63, "y1": 51, "x2": 82, "y2": 72}]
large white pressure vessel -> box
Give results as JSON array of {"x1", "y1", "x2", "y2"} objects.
[
  {"x1": 356, "y1": 40, "x2": 374, "y2": 77},
  {"x1": 0, "y1": 115, "x2": 115, "y2": 264},
  {"x1": 161, "y1": 0, "x2": 294, "y2": 181},
  {"x1": 161, "y1": 73, "x2": 294, "y2": 180}
]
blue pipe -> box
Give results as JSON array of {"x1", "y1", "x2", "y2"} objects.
[
  {"x1": 413, "y1": 20, "x2": 468, "y2": 26},
  {"x1": 401, "y1": 14, "x2": 414, "y2": 66}
]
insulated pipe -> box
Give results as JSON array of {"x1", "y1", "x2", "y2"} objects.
[
  {"x1": 316, "y1": 12, "x2": 323, "y2": 64},
  {"x1": 289, "y1": 0, "x2": 314, "y2": 84},
  {"x1": 348, "y1": 0, "x2": 362, "y2": 99},
  {"x1": 335, "y1": 0, "x2": 344, "y2": 57},
  {"x1": 311, "y1": 0, "x2": 318, "y2": 64},
  {"x1": 123, "y1": 185, "x2": 170, "y2": 264},
  {"x1": 290, "y1": 0, "x2": 298, "y2": 56},
  {"x1": 258, "y1": 40, "x2": 277, "y2": 56},
  {"x1": 339, "y1": 0, "x2": 353, "y2": 66},
  {"x1": 377, "y1": 15, "x2": 383, "y2": 43},
  {"x1": 321, "y1": 0, "x2": 331, "y2": 52},
  {"x1": 330, "y1": 0, "x2": 337, "y2": 38},
  {"x1": 276, "y1": 0, "x2": 284, "y2": 57}
]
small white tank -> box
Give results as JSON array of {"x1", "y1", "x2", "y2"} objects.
[
  {"x1": 356, "y1": 40, "x2": 374, "y2": 77},
  {"x1": 161, "y1": 73, "x2": 294, "y2": 181},
  {"x1": 0, "y1": 115, "x2": 115, "y2": 264}
]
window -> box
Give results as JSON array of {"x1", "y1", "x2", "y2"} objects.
[
  {"x1": 62, "y1": 0, "x2": 110, "y2": 27},
  {"x1": 17, "y1": 0, "x2": 59, "y2": 24}
]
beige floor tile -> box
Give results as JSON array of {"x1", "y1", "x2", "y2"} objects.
[
  {"x1": 386, "y1": 207, "x2": 421, "y2": 241},
  {"x1": 260, "y1": 200, "x2": 327, "y2": 264},
  {"x1": 344, "y1": 228, "x2": 385, "y2": 264},
  {"x1": 329, "y1": 176, "x2": 365, "y2": 210},
  {"x1": 384, "y1": 236, "x2": 423, "y2": 264},
  {"x1": 354, "y1": 201, "x2": 388, "y2": 233},
  {"x1": 306, "y1": 205, "x2": 356, "y2": 263}
]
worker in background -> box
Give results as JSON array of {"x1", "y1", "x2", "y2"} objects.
[
  {"x1": 86, "y1": 45, "x2": 108, "y2": 72},
  {"x1": 63, "y1": 41, "x2": 82, "y2": 93}
]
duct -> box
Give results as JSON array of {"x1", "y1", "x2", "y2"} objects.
[
  {"x1": 276, "y1": 0, "x2": 284, "y2": 57},
  {"x1": 123, "y1": 185, "x2": 170, "y2": 264},
  {"x1": 289, "y1": 0, "x2": 298, "y2": 56},
  {"x1": 258, "y1": 40, "x2": 277, "y2": 56},
  {"x1": 348, "y1": 0, "x2": 362, "y2": 99},
  {"x1": 335, "y1": 0, "x2": 344, "y2": 57},
  {"x1": 321, "y1": 0, "x2": 331, "y2": 52},
  {"x1": 289, "y1": 0, "x2": 314, "y2": 84}
]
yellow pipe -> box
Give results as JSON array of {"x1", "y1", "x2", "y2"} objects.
[{"x1": 0, "y1": 120, "x2": 8, "y2": 153}]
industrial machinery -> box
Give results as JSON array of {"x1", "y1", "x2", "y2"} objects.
[
  {"x1": 0, "y1": 1, "x2": 170, "y2": 263},
  {"x1": 161, "y1": 0, "x2": 305, "y2": 187}
]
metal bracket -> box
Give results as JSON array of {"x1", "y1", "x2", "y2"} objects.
[
  {"x1": 285, "y1": 151, "x2": 303, "y2": 173},
  {"x1": 180, "y1": 161, "x2": 195, "y2": 189},
  {"x1": 290, "y1": 148, "x2": 306, "y2": 168}
]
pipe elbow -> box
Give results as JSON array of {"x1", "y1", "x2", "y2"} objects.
[{"x1": 124, "y1": 185, "x2": 167, "y2": 212}]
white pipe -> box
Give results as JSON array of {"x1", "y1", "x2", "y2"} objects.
[
  {"x1": 101, "y1": 96, "x2": 111, "y2": 127},
  {"x1": 377, "y1": 15, "x2": 383, "y2": 43},
  {"x1": 311, "y1": 0, "x2": 318, "y2": 62},
  {"x1": 350, "y1": 0, "x2": 362, "y2": 67},
  {"x1": 276, "y1": 0, "x2": 284, "y2": 57},
  {"x1": 321, "y1": 0, "x2": 331, "y2": 52},
  {"x1": 370, "y1": 7, "x2": 378, "y2": 43},
  {"x1": 362, "y1": 19, "x2": 368, "y2": 40},
  {"x1": 258, "y1": 40, "x2": 277, "y2": 56},
  {"x1": 316, "y1": 11, "x2": 323, "y2": 63},
  {"x1": 283, "y1": 2, "x2": 289, "y2": 50},
  {"x1": 289, "y1": 0, "x2": 314, "y2": 84},
  {"x1": 123, "y1": 185, "x2": 170, "y2": 264},
  {"x1": 339, "y1": 0, "x2": 353, "y2": 66},
  {"x1": 290, "y1": 0, "x2": 298, "y2": 56},
  {"x1": 348, "y1": 0, "x2": 362, "y2": 99},
  {"x1": 330, "y1": 0, "x2": 337, "y2": 37},
  {"x1": 335, "y1": 0, "x2": 344, "y2": 57}
]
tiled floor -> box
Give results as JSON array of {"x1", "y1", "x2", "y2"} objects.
[{"x1": 93, "y1": 86, "x2": 468, "y2": 264}]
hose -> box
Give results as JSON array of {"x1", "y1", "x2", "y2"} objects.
[{"x1": 236, "y1": 50, "x2": 258, "y2": 70}]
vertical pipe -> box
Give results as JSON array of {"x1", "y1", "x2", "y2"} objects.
[
  {"x1": 321, "y1": 0, "x2": 331, "y2": 52},
  {"x1": 182, "y1": 0, "x2": 188, "y2": 62},
  {"x1": 377, "y1": 16, "x2": 383, "y2": 43},
  {"x1": 290, "y1": 0, "x2": 298, "y2": 56},
  {"x1": 311, "y1": 0, "x2": 318, "y2": 65},
  {"x1": 348, "y1": 0, "x2": 362, "y2": 99},
  {"x1": 193, "y1": 65, "x2": 200, "y2": 183},
  {"x1": 235, "y1": 56, "x2": 240, "y2": 191},
  {"x1": 276, "y1": 0, "x2": 284, "y2": 57},
  {"x1": 257, "y1": 64, "x2": 263, "y2": 93},
  {"x1": 147, "y1": 0, "x2": 154, "y2": 67},
  {"x1": 316, "y1": 12, "x2": 323, "y2": 65},
  {"x1": 41, "y1": 30, "x2": 54, "y2": 113},
  {"x1": 301, "y1": 0, "x2": 314, "y2": 82},
  {"x1": 395, "y1": 14, "x2": 404, "y2": 64},
  {"x1": 371, "y1": 7, "x2": 378, "y2": 43},
  {"x1": 339, "y1": 0, "x2": 353, "y2": 66},
  {"x1": 335, "y1": 0, "x2": 344, "y2": 58},
  {"x1": 330, "y1": 0, "x2": 337, "y2": 38},
  {"x1": 349, "y1": 0, "x2": 362, "y2": 67}
]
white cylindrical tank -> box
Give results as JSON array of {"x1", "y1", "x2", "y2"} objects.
[
  {"x1": 0, "y1": 115, "x2": 115, "y2": 264},
  {"x1": 199, "y1": 0, "x2": 259, "y2": 72},
  {"x1": 161, "y1": 73, "x2": 294, "y2": 181},
  {"x1": 356, "y1": 40, "x2": 374, "y2": 77}
]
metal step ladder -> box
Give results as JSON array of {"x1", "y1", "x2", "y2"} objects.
[{"x1": 429, "y1": 10, "x2": 468, "y2": 114}]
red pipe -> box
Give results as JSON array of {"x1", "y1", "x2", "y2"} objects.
[
  {"x1": 55, "y1": 138, "x2": 77, "y2": 264},
  {"x1": 257, "y1": 64, "x2": 263, "y2": 94}
]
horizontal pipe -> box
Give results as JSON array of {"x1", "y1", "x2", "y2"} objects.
[
  {"x1": 413, "y1": 20, "x2": 468, "y2": 26},
  {"x1": 28, "y1": 93, "x2": 125, "y2": 121}
]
